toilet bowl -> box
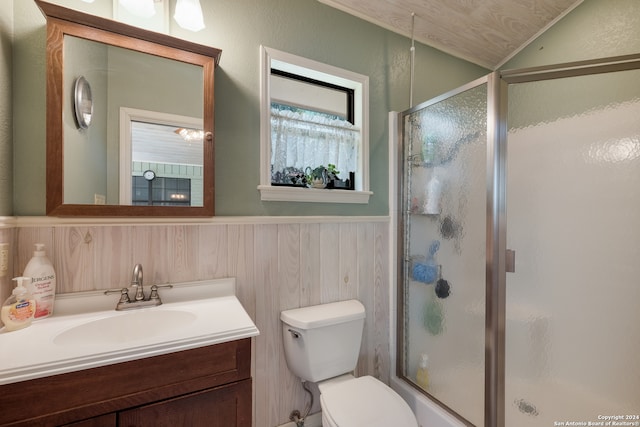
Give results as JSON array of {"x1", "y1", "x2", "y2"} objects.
[
  {"x1": 281, "y1": 300, "x2": 418, "y2": 427},
  {"x1": 318, "y1": 374, "x2": 418, "y2": 427}
]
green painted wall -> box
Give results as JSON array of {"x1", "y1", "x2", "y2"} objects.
[
  {"x1": 502, "y1": 0, "x2": 640, "y2": 70},
  {"x1": 502, "y1": 0, "x2": 640, "y2": 129},
  {"x1": 9, "y1": 0, "x2": 487, "y2": 216},
  {"x1": 12, "y1": 0, "x2": 48, "y2": 216},
  {"x1": 0, "y1": 1, "x2": 12, "y2": 216},
  {"x1": 8, "y1": 0, "x2": 640, "y2": 216}
]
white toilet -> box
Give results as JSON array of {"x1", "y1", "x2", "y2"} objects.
[{"x1": 281, "y1": 299, "x2": 418, "y2": 427}]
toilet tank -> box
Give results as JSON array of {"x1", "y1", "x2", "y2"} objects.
[{"x1": 281, "y1": 300, "x2": 365, "y2": 383}]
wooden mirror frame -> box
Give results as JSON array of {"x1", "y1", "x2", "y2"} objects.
[{"x1": 37, "y1": 0, "x2": 221, "y2": 216}]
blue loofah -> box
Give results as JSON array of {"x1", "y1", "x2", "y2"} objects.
[
  {"x1": 412, "y1": 240, "x2": 440, "y2": 284},
  {"x1": 412, "y1": 261, "x2": 438, "y2": 284},
  {"x1": 412, "y1": 263, "x2": 427, "y2": 282}
]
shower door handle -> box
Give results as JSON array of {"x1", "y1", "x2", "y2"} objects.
[{"x1": 506, "y1": 249, "x2": 516, "y2": 273}]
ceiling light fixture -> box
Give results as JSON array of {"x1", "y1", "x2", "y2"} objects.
[
  {"x1": 174, "y1": 0, "x2": 205, "y2": 32},
  {"x1": 175, "y1": 128, "x2": 205, "y2": 142}
]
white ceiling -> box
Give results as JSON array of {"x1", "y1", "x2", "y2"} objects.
[
  {"x1": 132, "y1": 121, "x2": 203, "y2": 166},
  {"x1": 318, "y1": 0, "x2": 583, "y2": 69}
]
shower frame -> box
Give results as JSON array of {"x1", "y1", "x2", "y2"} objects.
[{"x1": 395, "y1": 52, "x2": 640, "y2": 427}]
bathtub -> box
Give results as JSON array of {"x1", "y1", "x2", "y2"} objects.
[
  {"x1": 391, "y1": 371, "x2": 634, "y2": 427},
  {"x1": 391, "y1": 376, "x2": 466, "y2": 427}
]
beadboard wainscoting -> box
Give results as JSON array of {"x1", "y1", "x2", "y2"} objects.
[{"x1": 2, "y1": 216, "x2": 390, "y2": 427}]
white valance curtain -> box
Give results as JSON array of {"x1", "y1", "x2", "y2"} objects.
[{"x1": 270, "y1": 107, "x2": 359, "y2": 181}]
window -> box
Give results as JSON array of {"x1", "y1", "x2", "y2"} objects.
[
  {"x1": 259, "y1": 46, "x2": 372, "y2": 203},
  {"x1": 132, "y1": 176, "x2": 191, "y2": 206}
]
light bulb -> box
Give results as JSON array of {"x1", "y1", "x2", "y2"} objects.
[
  {"x1": 175, "y1": 128, "x2": 205, "y2": 142},
  {"x1": 174, "y1": 0, "x2": 205, "y2": 32}
]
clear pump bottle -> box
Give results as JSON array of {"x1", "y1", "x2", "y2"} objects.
[{"x1": 416, "y1": 353, "x2": 429, "y2": 390}]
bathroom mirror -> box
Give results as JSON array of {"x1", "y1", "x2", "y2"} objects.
[{"x1": 37, "y1": 0, "x2": 221, "y2": 216}]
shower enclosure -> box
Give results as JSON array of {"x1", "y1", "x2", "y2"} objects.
[{"x1": 397, "y1": 55, "x2": 640, "y2": 427}]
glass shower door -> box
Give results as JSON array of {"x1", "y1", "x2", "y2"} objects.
[
  {"x1": 400, "y1": 80, "x2": 488, "y2": 426},
  {"x1": 505, "y1": 69, "x2": 640, "y2": 426}
]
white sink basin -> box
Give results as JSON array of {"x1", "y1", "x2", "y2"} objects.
[
  {"x1": 0, "y1": 278, "x2": 259, "y2": 385},
  {"x1": 53, "y1": 309, "x2": 197, "y2": 345}
]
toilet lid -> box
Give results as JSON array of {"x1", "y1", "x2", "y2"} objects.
[{"x1": 320, "y1": 376, "x2": 418, "y2": 427}]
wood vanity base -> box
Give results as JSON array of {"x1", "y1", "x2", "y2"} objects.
[{"x1": 0, "y1": 338, "x2": 252, "y2": 427}]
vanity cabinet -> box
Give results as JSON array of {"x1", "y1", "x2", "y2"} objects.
[
  {"x1": 0, "y1": 338, "x2": 252, "y2": 427},
  {"x1": 118, "y1": 379, "x2": 250, "y2": 427}
]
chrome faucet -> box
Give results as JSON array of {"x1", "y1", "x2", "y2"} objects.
[
  {"x1": 132, "y1": 263, "x2": 145, "y2": 301},
  {"x1": 104, "y1": 263, "x2": 172, "y2": 311}
]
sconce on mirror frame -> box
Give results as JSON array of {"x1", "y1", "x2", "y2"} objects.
[{"x1": 73, "y1": 76, "x2": 93, "y2": 130}]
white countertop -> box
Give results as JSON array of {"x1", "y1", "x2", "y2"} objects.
[{"x1": 0, "y1": 278, "x2": 259, "y2": 385}]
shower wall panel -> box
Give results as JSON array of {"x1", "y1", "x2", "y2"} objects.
[{"x1": 505, "y1": 69, "x2": 640, "y2": 426}]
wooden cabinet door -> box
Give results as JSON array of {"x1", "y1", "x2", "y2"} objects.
[
  {"x1": 62, "y1": 413, "x2": 116, "y2": 427},
  {"x1": 118, "y1": 379, "x2": 251, "y2": 427}
]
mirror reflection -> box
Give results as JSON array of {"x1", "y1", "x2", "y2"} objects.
[
  {"x1": 62, "y1": 35, "x2": 204, "y2": 206},
  {"x1": 122, "y1": 111, "x2": 204, "y2": 206},
  {"x1": 131, "y1": 121, "x2": 203, "y2": 207}
]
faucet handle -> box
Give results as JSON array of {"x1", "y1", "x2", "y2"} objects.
[
  {"x1": 149, "y1": 284, "x2": 173, "y2": 300},
  {"x1": 104, "y1": 287, "x2": 131, "y2": 304},
  {"x1": 131, "y1": 281, "x2": 145, "y2": 301}
]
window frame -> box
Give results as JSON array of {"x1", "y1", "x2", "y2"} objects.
[
  {"x1": 258, "y1": 45, "x2": 372, "y2": 203},
  {"x1": 270, "y1": 69, "x2": 355, "y2": 123}
]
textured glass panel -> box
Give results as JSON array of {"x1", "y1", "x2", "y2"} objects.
[
  {"x1": 402, "y1": 83, "x2": 487, "y2": 426},
  {"x1": 506, "y1": 69, "x2": 640, "y2": 426}
]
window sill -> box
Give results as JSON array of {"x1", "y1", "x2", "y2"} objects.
[{"x1": 258, "y1": 185, "x2": 372, "y2": 203}]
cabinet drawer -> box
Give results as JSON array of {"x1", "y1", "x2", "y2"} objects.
[{"x1": 119, "y1": 378, "x2": 252, "y2": 427}]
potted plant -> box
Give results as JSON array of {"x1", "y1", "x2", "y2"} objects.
[
  {"x1": 301, "y1": 164, "x2": 354, "y2": 189},
  {"x1": 324, "y1": 164, "x2": 353, "y2": 190},
  {"x1": 305, "y1": 165, "x2": 328, "y2": 188}
]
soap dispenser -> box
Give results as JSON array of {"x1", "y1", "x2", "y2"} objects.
[
  {"x1": 23, "y1": 243, "x2": 57, "y2": 319},
  {"x1": 1, "y1": 277, "x2": 36, "y2": 331},
  {"x1": 416, "y1": 353, "x2": 430, "y2": 390}
]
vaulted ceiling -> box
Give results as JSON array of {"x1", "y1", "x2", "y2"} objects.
[{"x1": 318, "y1": 0, "x2": 583, "y2": 69}]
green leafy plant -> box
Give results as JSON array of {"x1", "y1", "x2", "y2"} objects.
[
  {"x1": 326, "y1": 164, "x2": 340, "y2": 181},
  {"x1": 306, "y1": 165, "x2": 327, "y2": 181},
  {"x1": 300, "y1": 164, "x2": 343, "y2": 188}
]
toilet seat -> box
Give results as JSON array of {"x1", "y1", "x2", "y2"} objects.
[{"x1": 319, "y1": 376, "x2": 418, "y2": 427}]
